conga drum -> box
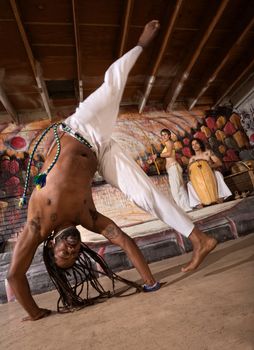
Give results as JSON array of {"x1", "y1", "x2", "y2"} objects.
[{"x1": 188, "y1": 160, "x2": 218, "y2": 205}]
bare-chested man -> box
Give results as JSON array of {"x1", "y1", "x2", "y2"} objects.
[
  {"x1": 152, "y1": 129, "x2": 191, "y2": 212},
  {"x1": 8, "y1": 20, "x2": 217, "y2": 321},
  {"x1": 187, "y1": 138, "x2": 232, "y2": 208}
]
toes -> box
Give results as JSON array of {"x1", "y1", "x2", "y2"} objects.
[{"x1": 181, "y1": 264, "x2": 193, "y2": 273}]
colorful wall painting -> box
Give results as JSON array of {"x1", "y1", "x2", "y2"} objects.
[{"x1": 0, "y1": 107, "x2": 253, "y2": 242}]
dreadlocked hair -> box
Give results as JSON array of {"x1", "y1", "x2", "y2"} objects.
[{"x1": 43, "y1": 238, "x2": 142, "y2": 313}]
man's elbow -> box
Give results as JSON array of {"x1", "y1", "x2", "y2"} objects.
[
  {"x1": 7, "y1": 270, "x2": 14, "y2": 284},
  {"x1": 7, "y1": 268, "x2": 20, "y2": 285}
]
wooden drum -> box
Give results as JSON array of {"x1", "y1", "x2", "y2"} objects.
[{"x1": 188, "y1": 160, "x2": 218, "y2": 205}]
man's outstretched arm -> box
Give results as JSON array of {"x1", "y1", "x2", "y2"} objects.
[
  {"x1": 90, "y1": 211, "x2": 158, "y2": 288},
  {"x1": 7, "y1": 225, "x2": 51, "y2": 321}
]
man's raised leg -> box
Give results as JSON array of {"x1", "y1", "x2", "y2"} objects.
[
  {"x1": 64, "y1": 20, "x2": 160, "y2": 146},
  {"x1": 137, "y1": 20, "x2": 160, "y2": 48}
]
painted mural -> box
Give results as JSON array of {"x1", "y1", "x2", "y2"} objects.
[
  {"x1": 0, "y1": 107, "x2": 253, "y2": 242},
  {"x1": 115, "y1": 107, "x2": 251, "y2": 177},
  {"x1": 237, "y1": 95, "x2": 254, "y2": 147},
  {"x1": 0, "y1": 120, "x2": 52, "y2": 200}
]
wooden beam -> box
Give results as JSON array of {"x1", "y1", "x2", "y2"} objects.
[
  {"x1": 0, "y1": 84, "x2": 19, "y2": 124},
  {"x1": 213, "y1": 57, "x2": 254, "y2": 107},
  {"x1": 234, "y1": 75, "x2": 254, "y2": 108},
  {"x1": 189, "y1": 16, "x2": 254, "y2": 110},
  {"x1": 72, "y1": 0, "x2": 83, "y2": 102},
  {"x1": 139, "y1": 0, "x2": 183, "y2": 113},
  {"x1": 165, "y1": 0, "x2": 230, "y2": 111},
  {"x1": 34, "y1": 61, "x2": 52, "y2": 119},
  {"x1": 118, "y1": 0, "x2": 134, "y2": 57},
  {"x1": 9, "y1": 0, "x2": 52, "y2": 120}
]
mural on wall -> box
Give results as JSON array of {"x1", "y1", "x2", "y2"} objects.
[
  {"x1": 0, "y1": 120, "x2": 54, "y2": 242},
  {"x1": 236, "y1": 94, "x2": 254, "y2": 148},
  {"x1": 115, "y1": 107, "x2": 251, "y2": 177},
  {"x1": 1, "y1": 107, "x2": 252, "y2": 198},
  {"x1": 0, "y1": 107, "x2": 253, "y2": 241},
  {"x1": 0, "y1": 120, "x2": 53, "y2": 200}
]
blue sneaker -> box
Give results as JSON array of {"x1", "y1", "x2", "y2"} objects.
[{"x1": 143, "y1": 281, "x2": 161, "y2": 292}]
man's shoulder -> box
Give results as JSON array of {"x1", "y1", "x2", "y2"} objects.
[
  {"x1": 205, "y1": 149, "x2": 215, "y2": 157},
  {"x1": 165, "y1": 140, "x2": 173, "y2": 146}
]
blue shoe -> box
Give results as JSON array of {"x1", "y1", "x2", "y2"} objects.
[{"x1": 143, "y1": 281, "x2": 161, "y2": 292}]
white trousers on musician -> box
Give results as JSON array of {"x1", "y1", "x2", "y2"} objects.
[
  {"x1": 166, "y1": 163, "x2": 191, "y2": 212},
  {"x1": 187, "y1": 170, "x2": 232, "y2": 207},
  {"x1": 64, "y1": 46, "x2": 194, "y2": 236}
]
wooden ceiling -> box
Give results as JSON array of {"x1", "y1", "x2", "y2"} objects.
[{"x1": 0, "y1": 0, "x2": 254, "y2": 124}]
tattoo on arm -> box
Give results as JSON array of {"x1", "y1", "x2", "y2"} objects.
[
  {"x1": 103, "y1": 224, "x2": 120, "y2": 240},
  {"x1": 29, "y1": 217, "x2": 41, "y2": 236}
]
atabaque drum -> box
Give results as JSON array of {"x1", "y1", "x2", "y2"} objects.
[
  {"x1": 231, "y1": 160, "x2": 254, "y2": 174},
  {"x1": 188, "y1": 160, "x2": 218, "y2": 205}
]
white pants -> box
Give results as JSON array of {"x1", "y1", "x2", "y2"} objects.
[
  {"x1": 64, "y1": 46, "x2": 194, "y2": 237},
  {"x1": 187, "y1": 170, "x2": 232, "y2": 207},
  {"x1": 166, "y1": 163, "x2": 191, "y2": 212}
]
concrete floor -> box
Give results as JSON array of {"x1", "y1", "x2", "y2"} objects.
[{"x1": 0, "y1": 234, "x2": 254, "y2": 350}]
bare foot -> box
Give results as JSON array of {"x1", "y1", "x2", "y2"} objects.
[
  {"x1": 22, "y1": 308, "x2": 52, "y2": 321},
  {"x1": 216, "y1": 198, "x2": 224, "y2": 204},
  {"x1": 181, "y1": 229, "x2": 217, "y2": 272},
  {"x1": 138, "y1": 20, "x2": 160, "y2": 48}
]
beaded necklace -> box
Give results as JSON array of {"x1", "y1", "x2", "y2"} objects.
[
  {"x1": 19, "y1": 122, "x2": 93, "y2": 208},
  {"x1": 61, "y1": 123, "x2": 93, "y2": 149}
]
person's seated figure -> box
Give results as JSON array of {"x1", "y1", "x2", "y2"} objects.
[{"x1": 187, "y1": 138, "x2": 232, "y2": 209}]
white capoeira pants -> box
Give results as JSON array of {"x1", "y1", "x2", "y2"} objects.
[
  {"x1": 187, "y1": 170, "x2": 232, "y2": 208},
  {"x1": 166, "y1": 163, "x2": 191, "y2": 212},
  {"x1": 64, "y1": 46, "x2": 194, "y2": 237}
]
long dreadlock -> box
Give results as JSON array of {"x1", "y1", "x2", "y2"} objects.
[{"x1": 43, "y1": 237, "x2": 142, "y2": 313}]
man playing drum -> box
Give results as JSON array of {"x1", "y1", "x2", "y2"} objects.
[{"x1": 187, "y1": 138, "x2": 232, "y2": 209}]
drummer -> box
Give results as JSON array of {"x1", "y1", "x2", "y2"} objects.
[{"x1": 187, "y1": 138, "x2": 232, "y2": 209}]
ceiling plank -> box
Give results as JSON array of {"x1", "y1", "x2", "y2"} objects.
[
  {"x1": 118, "y1": 0, "x2": 134, "y2": 57},
  {"x1": 139, "y1": 0, "x2": 184, "y2": 113},
  {"x1": 189, "y1": 16, "x2": 254, "y2": 110},
  {"x1": 34, "y1": 61, "x2": 52, "y2": 120},
  {"x1": 165, "y1": 0, "x2": 230, "y2": 111},
  {"x1": 9, "y1": 0, "x2": 52, "y2": 120},
  {"x1": 0, "y1": 84, "x2": 19, "y2": 124},
  {"x1": 234, "y1": 75, "x2": 254, "y2": 108},
  {"x1": 213, "y1": 56, "x2": 254, "y2": 107},
  {"x1": 72, "y1": 0, "x2": 83, "y2": 102}
]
